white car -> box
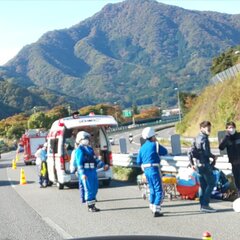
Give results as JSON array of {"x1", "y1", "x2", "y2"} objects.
[{"x1": 109, "y1": 137, "x2": 115, "y2": 145}]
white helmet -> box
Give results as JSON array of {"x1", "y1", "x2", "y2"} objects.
[
  {"x1": 76, "y1": 131, "x2": 90, "y2": 144},
  {"x1": 142, "y1": 127, "x2": 155, "y2": 139},
  {"x1": 43, "y1": 142, "x2": 48, "y2": 148}
]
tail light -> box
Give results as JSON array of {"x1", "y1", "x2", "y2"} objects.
[
  {"x1": 109, "y1": 152, "x2": 113, "y2": 166},
  {"x1": 60, "y1": 156, "x2": 65, "y2": 170}
]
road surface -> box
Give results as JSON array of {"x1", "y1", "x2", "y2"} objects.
[{"x1": 0, "y1": 151, "x2": 239, "y2": 240}]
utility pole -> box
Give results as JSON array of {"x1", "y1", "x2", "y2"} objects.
[{"x1": 174, "y1": 88, "x2": 182, "y2": 122}]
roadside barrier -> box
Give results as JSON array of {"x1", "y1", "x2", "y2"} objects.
[
  {"x1": 112, "y1": 154, "x2": 232, "y2": 175},
  {"x1": 20, "y1": 168, "x2": 27, "y2": 185},
  {"x1": 12, "y1": 159, "x2": 17, "y2": 170},
  {"x1": 202, "y1": 232, "x2": 212, "y2": 240}
]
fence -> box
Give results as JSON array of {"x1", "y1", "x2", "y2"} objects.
[
  {"x1": 211, "y1": 63, "x2": 240, "y2": 84},
  {"x1": 107, "y1": 116, "x2": 179, "y2": 134}
]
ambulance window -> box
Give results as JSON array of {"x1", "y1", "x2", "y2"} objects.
[{"x1": 50, "y1": 139, "x2": 58, "y2": 154}]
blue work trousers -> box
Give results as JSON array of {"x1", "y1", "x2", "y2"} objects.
[
  {"x1": 78, "y1": 180, "x2": 85, "y2": 203},
  {"x1": 80, "y1": 169, "x2": 98, "y2": 205},
  {"x1": 144, "y1": 167, "x2": 163, "y2": 206},
  {"x1": 198, "y1": 163, "x2": 215, "y2": 207}
]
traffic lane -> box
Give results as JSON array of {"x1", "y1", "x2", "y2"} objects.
[
  {"x1": 0, "y1": 152, "x2": 63, "y2": 240},
  {"x1": 6, "y1": 153, "x2": 240, "y2": 240}
]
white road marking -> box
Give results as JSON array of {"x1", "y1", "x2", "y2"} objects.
[
  {"x1": 43, "y1": 217, "x2": 73, "y2": 239},
  {"x1": 7, "y1": 167, "x2": 16, "y2": 188}
]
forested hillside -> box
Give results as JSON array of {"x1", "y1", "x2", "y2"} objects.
[{"x1": 1, "y1": 0, "x2": 240, "y2": 118}]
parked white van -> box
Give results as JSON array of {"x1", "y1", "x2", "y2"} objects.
[{"x1": 46, "y1": 114, "x2": 117, "y2": 189}]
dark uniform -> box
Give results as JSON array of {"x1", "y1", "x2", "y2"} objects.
[
  {"x1": 219, "y1": 132, "x2": 240, "y2": 194},
  {"x1": 194, "y1": 132, "x2": 216, "y2": 209}
]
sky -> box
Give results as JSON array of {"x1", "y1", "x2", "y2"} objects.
[{"x1": 0, "y1": 0, "x2": 239, "y2": 66}]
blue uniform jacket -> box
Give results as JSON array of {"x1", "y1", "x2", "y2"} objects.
[
  {"x1": 137, "y1": 140, "x2": 168, "y2": 166},
  {"x1": 40, "y1": 149, "x2": 47, "y2": 162},
  {"x1": 75, "y1": 145, "x2": 104, "y2": 175}
]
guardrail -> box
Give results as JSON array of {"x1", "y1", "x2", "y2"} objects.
[
  {"x1": 211, "y1": 63, "x2": 240, "y2": 84},
  {"x1": 107, "y1": 117, "x2": 178, "y2": 134},
  {"x1": 112, "y1": 153, "x2": 232, "y2": 175}
]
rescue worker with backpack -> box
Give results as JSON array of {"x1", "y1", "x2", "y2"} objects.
[
  {"x1": 75, "y1": 131, "x2": 109, "y2": 212},
  {"x1": 188, "y1": 121, "x2": 218, "y2": 213},
  {"x1": 137, "y1": 127, "x2": 168, "y2": 217}
]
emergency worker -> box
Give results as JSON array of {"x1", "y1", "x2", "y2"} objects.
[
  {"x1": 137, "y1": 127, "x2": 168, "y2": 217},
  {"x1": 75, "y1": 131, "x2": 108, "y2": 212},
  {"x1": 35, "y1": 143, "x2": 48, "y2": 188}
]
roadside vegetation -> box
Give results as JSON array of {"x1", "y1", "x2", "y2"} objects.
[
  {"x1": 176, "y1": 45, "x2": 240, "y2": 137},
  {"x1": 0, "y1": 103, "x2": 161, "y2": 153},
  {"x1": 176, "y1": 75, "x2": 240, "y2": 137}
]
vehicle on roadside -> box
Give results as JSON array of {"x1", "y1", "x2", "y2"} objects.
[
  {"x1": 109, "y1": 137, "x2": 115, "y2": 145},
  {"x1": 20, "y1": 129, "x2": 48, "y2": 165},
  {"x1": 46, "y1": 114, "x2": 118, "y2": 189},
  {"x1": 129, "y1": 133, "x2": 133, "y2": 143}
]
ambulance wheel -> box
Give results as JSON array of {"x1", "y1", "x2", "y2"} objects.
[{"x1": 57, "y1": 182, "x2": 64, "y2": 190}]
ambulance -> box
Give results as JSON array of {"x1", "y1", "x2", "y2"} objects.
[
  {"x1": 20, "y1": 129, "x2": 48, "y2": 165},
  {"x1": 46, "y1": 113, "x2": 118, "y2": 189}
]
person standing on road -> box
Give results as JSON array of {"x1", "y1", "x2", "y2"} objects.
[
  {"x1": 75, "y1": 131, "x2": 108, "y2": 212},
  {"x1": 219, "y1": 121, "x2": 240, "y2": 197},
  {"x1": 70, "y1": 142, "x2": 85, "y2": 203},
  {"x1": 189, "y1": 121, "x2": 217, "y2": 213},
  {"x1": 137, "y1": 127, "x2": 168, "y2": 217},
  {"x1": 35, "y1": 143, "x2": 48, "y2": 188}
]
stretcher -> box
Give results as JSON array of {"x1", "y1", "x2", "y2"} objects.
[{"x1": 137, "y1": 173, "x2": 177, "y2": 200}]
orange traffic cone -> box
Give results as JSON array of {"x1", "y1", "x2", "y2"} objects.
[
  {"x1": 202, "y1": 231, "x2": 212, "y2": 240},
  {"x1": 12, "y1": 159, "x2": 17, "y2": 169},
  {"x1": 20, "y1": 168, "x2": 27, "y2": 185}
]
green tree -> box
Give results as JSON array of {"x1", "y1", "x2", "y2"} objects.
[
  {"x1": 28, "y1": 112, "x2": 49, "y2": 129},
  {"x1": 6, "y1": 124, "x2": 25, "y2": 139}
]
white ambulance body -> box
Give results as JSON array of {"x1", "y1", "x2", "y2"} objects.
[{"x1": 46, "y1": 114, "x2": 117, "y2": 189}]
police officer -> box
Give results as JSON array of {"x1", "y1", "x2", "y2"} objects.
[
  {"x1": 75, "y1": 131, "x2": 108, "y2": 212},
  {"x1": 137, "y1": 127, "x2": 168, "y2": 217}
]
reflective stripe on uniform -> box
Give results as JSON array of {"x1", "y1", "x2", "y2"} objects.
[
  {"x1": 87, "y1": 200, "x2": 95, "y2": 206},
  {"x1": 84, "y1": 163, "x2": 95, "y2": 169},
  {"x1": 153, "y1": 205, "x2": 161, "y2": 213},
  {"x1": 142, "y1": 163, "x2": 160, "y2": 169}
]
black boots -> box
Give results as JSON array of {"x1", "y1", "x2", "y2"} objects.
[
  {"x1": 88, "y1": 204, "x2": 100, "y2": 212},
  {"x1": 153, "y1": 212, "x2": 164, "y2": 217}
]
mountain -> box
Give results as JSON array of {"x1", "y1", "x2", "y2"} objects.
[
  {"x1": 0, "y1": 77, "x2": 85, "y2": 119},
  {"x1": 1, "y1": 0, "x2": 240, "y2": 116},
  {"x1": 176, "y1": 75, "x2": 240, "y2": 137}
]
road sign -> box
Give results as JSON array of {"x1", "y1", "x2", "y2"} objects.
[{"x1": 123, "y1": 110, "x2": 132, "y2": 117}]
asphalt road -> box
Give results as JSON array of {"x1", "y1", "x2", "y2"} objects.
[
  {"x1": 1, "y1": 151, "x2": 240, "y2": 240},
  {"x1": 0, "y1": 152, "x2": 63, "y2": 240}
]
